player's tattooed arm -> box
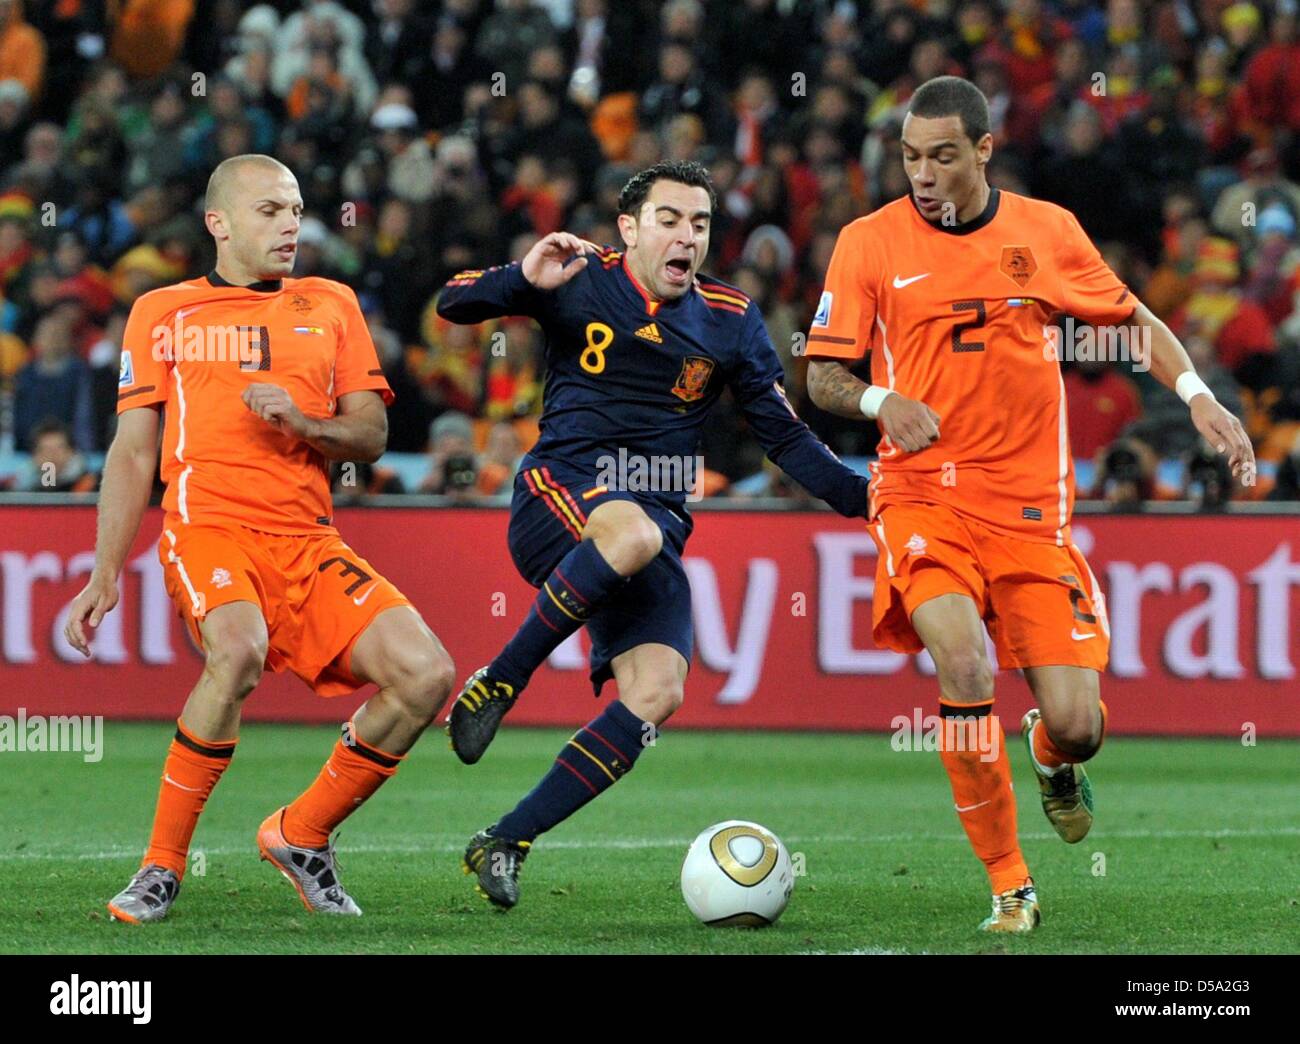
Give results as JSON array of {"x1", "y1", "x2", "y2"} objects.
[
  {"x1": 1129, "y1": 300, "x2": 1256, "y2": 485},
  {"x1": 242, "y1": 385, "x2": 388, "y2": 462},
  {"x1": 808, "y1": 360, "x2": 940, "y2": 452},
  {"x1": 806, "y1": 360, "x2": 871, "y2": 418}
]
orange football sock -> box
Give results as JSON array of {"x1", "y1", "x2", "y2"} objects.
[
  {"x1": 280, "y1": 724, "x2": 404, "y2": 849},
  {"x1": 1031, "y1": 698, "x2": 1110, "y2": 770},
  {"x1": 938, "y1": 701, "x2": 1028, "y2": 896},
  {"x1": 142, "y1": 720, "x2": 237, "y2": 878}
]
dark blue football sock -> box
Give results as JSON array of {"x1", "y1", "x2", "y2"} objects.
[
  {"x1": 494, "y1": 700, "x2": 654, "y2": 843},
  {"x1": 490, "y1": 539, "x2": 628, "y2": 690}
]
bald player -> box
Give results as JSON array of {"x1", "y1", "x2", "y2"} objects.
[
  {"x1": 805, "y1": 77, "x2": 1255, "y2": 932},
  {"x1": 66, "y1": 154, "x2": 457, "y2": 922}
]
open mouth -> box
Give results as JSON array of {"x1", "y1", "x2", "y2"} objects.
[
  {"x1": 664, "y1": 257, "x2": 692, "y2": 284},
  {"x1": 915, "y1": 195, "x2": 942, "y2": 214},
  {"x1": 274, "y1": 244, "x2": 297, "y2": 260}
]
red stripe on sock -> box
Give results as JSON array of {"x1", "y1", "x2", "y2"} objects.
[
  {"x1": 552, "y1": 567, "x2": 590, "y2": 606},
  {"x1": 582, "y1": 725, "x2": 631, "y2": 764},
  {"x1": 533, "y1": 605, "x2": 564, "y2": 633},
  {"x1": 556, "y1": 757, "x2": 599, "y2": 795}
]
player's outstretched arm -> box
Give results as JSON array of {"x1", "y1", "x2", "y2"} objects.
[
  {"x1": 807, "y1": 360, "x2": 940, "y2": 453},
  {"x1": 65, "y1": 406, "x2": 160, "y2": 657},
  {"x1": 242, "y1": 386, "x2": 387, "y2": 462},
  {"x1": 738, "y1": 381, "x2": 870, "y2": 517},
  {"x1": 1129, "y1": 300, "x2": 1256, "y2": 486},
  {"x1": 436, "y1": 232, "x2": 601, "y2": 324},
  {"x1": 733, "y1": 316, "x2": 870, "y2": 517}
]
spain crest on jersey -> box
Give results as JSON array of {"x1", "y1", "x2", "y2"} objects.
[{"x1": 672, "y1": 356, "x2": 715, "y2": 402}]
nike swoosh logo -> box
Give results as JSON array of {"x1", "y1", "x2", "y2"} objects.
[
  {"x1": 954, "y1": 800, "x2": 991, "y2": 813},
  {"x1": 893, "y1": 273, "x2": 931, "y2": 289},
  {"x1": 353, "y1": 585, "x2": 377, "y2": 606},
  {"x1": 1071, "y1": 629, "x2": 1094, "y2": 641},
  {"x1": 176, "y1": 307, "x2": 201, "y2": 320},
  {"x1": 164, "y1": 773, "x2": 202, "y2": 793}
]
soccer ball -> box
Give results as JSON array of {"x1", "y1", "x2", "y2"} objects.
[{"x1": 680, "y1": 820, "x2": 794, "y2": 926}]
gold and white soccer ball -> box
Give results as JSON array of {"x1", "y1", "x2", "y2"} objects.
[{"x1": 680, "y1": 820, "x2": 794, "y2": 926}]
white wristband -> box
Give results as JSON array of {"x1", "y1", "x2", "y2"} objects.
[
  {"x1": 1175, "y1": 371, "x2": 1216, "y2": 406},
  {"x1": 858, "y1": 385, "x2": 895, "y2": 419}
]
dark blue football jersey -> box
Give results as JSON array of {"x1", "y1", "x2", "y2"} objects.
[{"x1": 436, "y1": 247, "x2": 868, "y2": 518}]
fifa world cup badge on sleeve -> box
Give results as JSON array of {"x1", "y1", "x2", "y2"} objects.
[{"x1": 812, "y1": 291, "x2": 833, "y2": 327}]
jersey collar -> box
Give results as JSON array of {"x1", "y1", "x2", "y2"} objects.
[
  {"x1": 909, "y1": 186, "x2": 1000, "y2": 236},
  {"x1": 620, "y1": 255, "x2": 662, "y2": 317},
  {"x1": 206, "y1": 269, "x2": 284, "y2": 293}
]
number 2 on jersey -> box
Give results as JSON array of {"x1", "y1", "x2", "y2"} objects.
[
  {"x1": 951, "y1": 300, "x2": 986, "y2": 353},
  {"x1": 580, "y1": 322, "x2": 614, "y2": 374}
]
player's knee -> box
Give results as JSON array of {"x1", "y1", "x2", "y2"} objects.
[
  {"x1": 938, "y1": 646, "x2": 993, "y2": 703},
  {"x1": 202, "y1": 635, "x2": 266, "y2": 698},
  {"x1": 387, "y1": 640, "x2": 455, "y2": 722},
  {"x1": 622, "y1": 516, "x2": 664, "y2": 569},
  {"x1": 627, "y1": 681, "x2": 684, "y2": 724},
  {"x1": 1044, "y1": 704, "x2": 1102, "y2": 758},
  {"x1": 592, "y1": 516, "x2": 662, "y2": 574}
]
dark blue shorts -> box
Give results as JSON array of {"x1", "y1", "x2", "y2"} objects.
[{"x1": 507, "y1": 458, "x2": 693, "y2": 694}]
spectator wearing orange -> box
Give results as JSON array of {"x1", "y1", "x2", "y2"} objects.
[
  {"x1": 272, "y1": 3, "x2": 377, "y2": 119},
  {"x1": 1144, "y1": 209, "x2": 1210, "y2": 320},
  {"x1": 0, "y1": 0, "x2": 45, "y2": 101},
  {"x1": 109, "y1": 0, "x2": 195, "y2": 81},
  {"x1": 477, "y1": 421, "x2": 523, "y2": 503}
]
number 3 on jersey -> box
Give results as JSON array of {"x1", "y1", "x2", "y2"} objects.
[{"x1": 581, "y1": 321, "x2": 614, "y2": 374}]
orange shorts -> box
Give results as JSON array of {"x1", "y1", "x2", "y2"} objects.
[
  {"x1": 158, "y1": 518, "x2": 412, "y2": 696},
  {"x1": 868, "y1": 503, "x2": 1109, "y2": 672}
]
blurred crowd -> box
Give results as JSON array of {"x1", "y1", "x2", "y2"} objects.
[{"x1": 1, "y1": 0, "x2": 1299, "y2": 505}]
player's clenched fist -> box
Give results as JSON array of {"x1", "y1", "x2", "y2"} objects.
[
  {"x1": 522, "y1": 232, "x2": 603, "y2": 290},
  {"x1": 64, "y1": 571, "x2": 119, "y2": 657},
  {"x1": 878, "y1": 394, "x2": 941, "y2": 453},
  {"x1": 242, "y1": 382, "x2": 313, "y2": 438}
]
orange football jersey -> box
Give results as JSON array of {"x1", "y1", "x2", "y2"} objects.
[
  {"x1": 117, "y1": 274, "x2": 393, "y2": 534},
  {"x1": 807, "y1": 189, "x2": 1135, "y2": 544}
]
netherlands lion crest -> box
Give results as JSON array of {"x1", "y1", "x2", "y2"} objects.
[{"x1": 1000, "y1": 245, "x2": 1038, "y2": 288}]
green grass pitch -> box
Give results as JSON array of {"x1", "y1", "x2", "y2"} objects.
[{"x1": 2, "y1": 723, "x2": 1296, "y2": 954}]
